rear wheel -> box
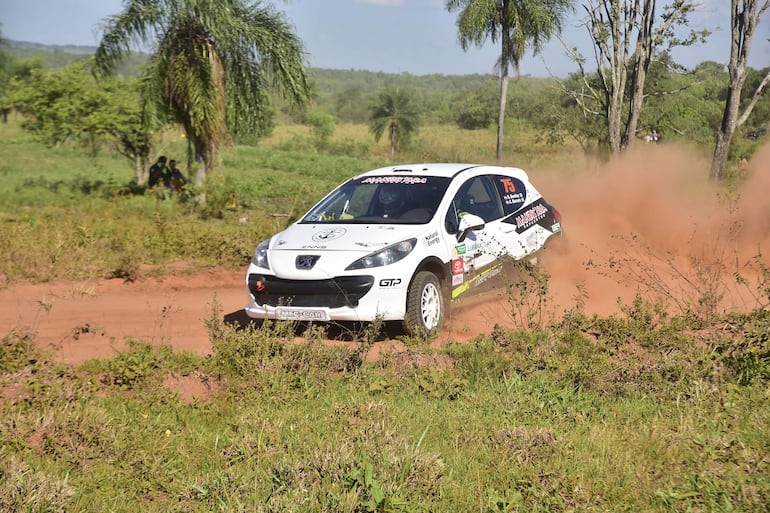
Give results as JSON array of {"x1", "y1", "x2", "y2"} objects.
[{"x1": 403, "y1": 271, "x2": 444, "y2": 337}]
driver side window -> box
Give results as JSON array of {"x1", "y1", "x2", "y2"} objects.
[{"x1": 445, "y1": 175, "x2": 503, "y2": 233}]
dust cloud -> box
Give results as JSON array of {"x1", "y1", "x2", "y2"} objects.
[{"x1": 535, "y1": 141, "x2": 770, "y2": 319}]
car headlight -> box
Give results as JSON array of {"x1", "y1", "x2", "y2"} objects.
[
  {"x1": 346, "y1": 238, "x2": 416, "y2": 270},
  {"x1": 252, "y1": 239, "x2": 271, "y2": 270}
]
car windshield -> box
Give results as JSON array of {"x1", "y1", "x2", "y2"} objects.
[{"x1": 300, "y1": 175, "x2": 451, "y2": 225}]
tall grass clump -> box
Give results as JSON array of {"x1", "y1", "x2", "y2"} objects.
[
  {"x1": 205, "y1": 301, "x2": 363, "y2": 395},
  {"x1": 0, "y1": 456, "x2": 76, "y2": 513}
]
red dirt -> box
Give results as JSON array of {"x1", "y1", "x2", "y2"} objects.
[{"x1": 2, "y1": 142, "x2": 769, "y2": 367}]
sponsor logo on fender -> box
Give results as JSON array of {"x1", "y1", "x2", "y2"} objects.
[
  {"x1": 504, "y1": 198, "x2": 550, "y2": 233},
  {"x1": 379, "y1": 278, "x2": 402, "y2": 287},
  {"x1": 516, "y1": 204, "x2": 548, "y2": 228},
  {"x1": 474, "y1": 265, "x2": 502, "y2": 287},
  {"x1": 424, "y1": 231, "x2": 440, "y2": 247}
]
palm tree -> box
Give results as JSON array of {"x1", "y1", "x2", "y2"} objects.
[
  {"x1": 369, "y1": 87, "x2": 420, "y2": 160},
  {"x1": 94, "y1": 0, "x2": 310, "y2": 186},
  {"x1": 446, "y1": 0, "x2": 573, "y2": 163}
]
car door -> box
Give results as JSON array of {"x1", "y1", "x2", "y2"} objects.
[
  {"x1": 442, "y1": 174, "x2": 507, "y2": 299},
  {"x1": 489, "y1": 173, "x2": 533, "y2": 260},
  {"x1": 493, "y1": 173, "x2": 558, "y2": 258}
]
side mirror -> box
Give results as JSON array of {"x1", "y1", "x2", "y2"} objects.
[{"x1": 456, "y1": 213, "x2": 485, "y2": 242}]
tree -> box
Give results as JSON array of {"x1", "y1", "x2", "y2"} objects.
[
  {"x1": 101, "y1": 78, "x2": 155, "y2": 184},
  {"x1": 532, "y1": 74, "x2": 608, "y2": 159},
  {"x1": 6, "y1": 60, "x2": 103, "y2": 147},
  {"x1": 94, "y1": 0, "x2": 311, "y2": 186},
  {"x1": 710, "y1": 0, "x2": 770, "y2": 180},
  {"x1": 334, "y1": 86, "x2": 371, "y2": 124},
  {"x1": 640, "y1": 55, "x2": 725, "y2": 146},
  {"x1": 6, "y1": 59, "x2": 155, "y2": 181},
  {"x1": 565, "y1": 0, "x2": 707, "y2": 156},
  {"x1": 446, "y1": 0, "x2": 574, "y2": 164},
  {"x1": 454, "y1": 81, "x2": 498, "y2": 130},
  {"x1": 369, "y1": 87, "x2": 420, "y2": 160},
  {"x1": 305, "y1": 110, "x2": 336, "y2": 150},
  {"x1": 0, "y1": 54, "x2": 47, "y2": 123}
]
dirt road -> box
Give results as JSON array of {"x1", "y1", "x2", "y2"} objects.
[
  {"x1": 2, "y1": 143, "x2": 768, "y2": 365},
  {"x1": 0, "y1": 263, "x2": 583, "y2": 364}
]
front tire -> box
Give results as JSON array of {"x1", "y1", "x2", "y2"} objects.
[{"x1": 403, "y1": 271, "x2": 444, "y2": 337}]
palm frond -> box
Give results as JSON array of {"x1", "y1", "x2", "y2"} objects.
[{"x1": 94, "y1": 0, "x2": 311, "y2": 172}]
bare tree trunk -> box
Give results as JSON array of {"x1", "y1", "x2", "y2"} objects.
[
  {"x1": 710, "y1": 0, "x2": 770, "y2": 180},
  {"x1": 191, "y1": 137, "x2": 208, "y2": 204},
  {"x1": 193, "y1": 140, "x2": 208, "y2": 187},
  {"x1": 135, "y1": 156, "x2": 148, "y2": 186},
  {"x1": 390, "y1": 121, "x2": 397, "y2": 160},
  {"x1": 711, "y1": 77, "x2": 748, "y2": 180},
  {"x1": 194, "y1": 161, "x2": 207, "y2": 187},
  {"x1": 590, "y1": 0, "x2": 628, "y2": 157},
  {"x1": 581, "y1": 0, "x2": 702, "y2": 157},
  {"x1": 711, "y1": 132, "x2": 733, "y2": 181},
  {"x1": 624, "y1": 0, "x2": 655, "y2": 150},
  {"x1": 496, "y1": 73, "x2": 509, "y2": 164},
  {"x1": 495, "y1": 10, "x2": 512, "y2": 166}
]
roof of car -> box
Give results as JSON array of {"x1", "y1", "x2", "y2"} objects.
[{"x1": 354, "y1": 163, "x2": 529, "y2": 180}]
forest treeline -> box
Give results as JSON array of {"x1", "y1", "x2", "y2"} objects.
[{"x1": 2, "y1": 39, "x2": 769, "y2": 173}]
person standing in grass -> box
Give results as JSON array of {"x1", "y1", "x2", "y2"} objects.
[{"x1": 148, "y1": 156, "x2": 168, "y2": 188}]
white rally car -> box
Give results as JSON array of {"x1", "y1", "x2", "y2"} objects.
[{"x1": 245, "y1": 163, "x2": 562, "y2": 335}]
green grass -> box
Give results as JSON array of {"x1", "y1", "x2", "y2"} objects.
[
  {"x1": 0, "y1": 117, "x2": 387, "y2": 283},
  {"x1": 1, "y1": 116, "x2": 769, "y2": 512},
  {"x1": 0, "y1": 113, "x2": 577, "y2": 283},
  {"x1": 2, "y1": 306, "x2": 769, "y2": 512}
]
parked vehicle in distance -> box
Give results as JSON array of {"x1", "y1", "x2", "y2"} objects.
[{"x1": 245, "y1": 163, "x2": 563, "y2": 336}]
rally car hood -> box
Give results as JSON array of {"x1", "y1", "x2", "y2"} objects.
[{"x1": 270, "y1": 223, "x2": 427, "y2": 253}]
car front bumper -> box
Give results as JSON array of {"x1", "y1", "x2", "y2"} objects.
[{"x1": 244, "y1": 265, "x2": 409, "y2": 323}]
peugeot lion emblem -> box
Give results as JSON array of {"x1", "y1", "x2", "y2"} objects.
[{"x1": 296, "y1": 255, "x2": 320, "y2": 270}]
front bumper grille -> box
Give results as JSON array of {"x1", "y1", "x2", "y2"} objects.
[{"x1": 248, "y1": 274, "x2": 375, "y2": 308}]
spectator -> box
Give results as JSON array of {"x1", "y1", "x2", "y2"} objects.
[
  {"x1": 148, "y1": 156, "x2": 168, "y2": 188},
  {"x1": 168, "y1": 159, "x2": 188, "y2": 191}
]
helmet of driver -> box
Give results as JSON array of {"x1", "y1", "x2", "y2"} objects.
[{"x1": 378, "y1": 184, "x2": 404, "y2": 216}]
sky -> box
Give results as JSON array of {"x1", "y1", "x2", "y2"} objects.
[{"x1": 1, "y1": 0, "x2": 768, "y2": 77}]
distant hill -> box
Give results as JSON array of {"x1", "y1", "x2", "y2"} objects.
[
  {"x1": 8, "y1": 40, "x2": 96, "y2": 55},
  {"x1": 5, "y1": 39, "x2": 149, "y2": 76},
  {"x1": 2, "y1": 38, "x2": 500, "y2": 82},
  {"x1": 1, "y1": 39, "x2": 512, "y2": 124}
]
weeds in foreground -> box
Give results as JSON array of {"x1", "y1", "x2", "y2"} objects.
[
  {"x1": 720, "y1": 308, "x2": 770, "y2": 385},
  {"x1": 502, "y1": 257, "x2": 554, "y2": 331},
  {"x1": 733, "y1": 250, "x2": 770, "y2": 310},
  {"x1": 584, "y1": 227, "x2": 769, "y2": 330},
  {"x1": 2, "y1": 299, "x2": 769, "y2": 512},
  {"x1": 0, "y1": 329, "x2": 38, "y2": 373},
  {"x1": 205, "y1": 299, "x2": 363, "y2": 390},
  {"x1": 0, "y1": 455, "x2": 76, "y2": 513}
]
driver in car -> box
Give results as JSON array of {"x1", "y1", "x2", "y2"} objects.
[{"x1": 377, "y1": 184, "x2": 407, "y2": 219}]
